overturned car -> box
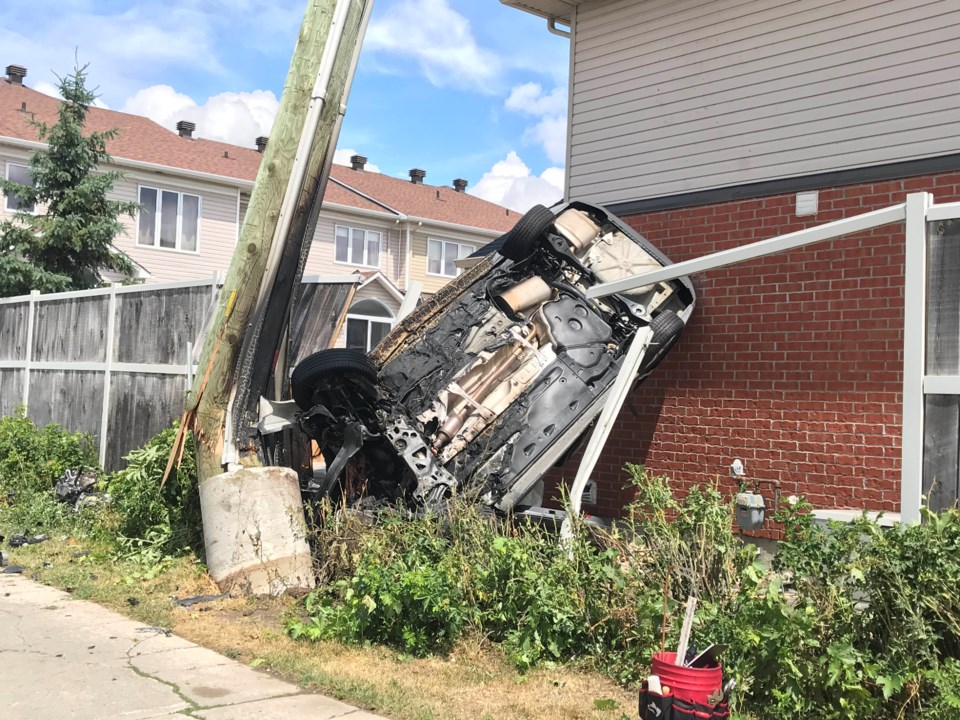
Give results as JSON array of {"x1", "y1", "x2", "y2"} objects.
[{"x1": 291, "y1": 202, "x2": 695, "y2": 514}]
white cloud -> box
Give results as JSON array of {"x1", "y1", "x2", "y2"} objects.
[
  {"x1": 333, "y1": 148, "x2": 381, "y2": 173},
  {"x1": 364, "y1": 0, "x2": 500, "y2": 92},
  {"x1": 504, "y1": 82, "x2": 568, "y2": 165},
  {"x1": 0, "y1": 5, "x2": 222, "y2": 105},
  {"x1": 526, "y1": 115, "x2": 567, "y2": 165},
  {"x1": 33, "y1": 81, "x2": 61, "y2": 100},
  {"x1": 505, "y1": 82, "x2": 567, "y2": 117},
  {"x1": 32, "y1": 78, "x2": 109, "y2": 108},
  {"x1": 470, "y1": 151, "x2": 564, "y2": 213},
  {"x1": 122, "y1": 85, "x2": 279, "y2": 148}
]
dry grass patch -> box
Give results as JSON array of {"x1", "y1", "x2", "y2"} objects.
[
  {"x1": 8, "y1": 539, "x2": 635, "y2": 720},
  {"x1": 175, "y1": 602, "x2": 635, "y2": 720}
]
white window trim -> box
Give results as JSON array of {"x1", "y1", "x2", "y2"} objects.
[
  {"x1": 334, "y1": 224, "x2": 382, "y2": 269},
  {"x1": 4, "y1": 162, "x2": 37, "y2": 215},
  {"x1": 136, "y1": 185, "x2": 202, "y2": 254},
  {"x1": 426, "y1": 237, "x2": 476, "y2": 278},
  {"x1": 345, "y1": 312, "x2": 394, "y2": 352}
]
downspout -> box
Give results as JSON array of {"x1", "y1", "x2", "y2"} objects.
[
  {"x1": 562, "y1": 8, "x2": 575, "y2": 203},
  {"x1": 547, "y1": 17, "x2": 571, "y2": 38},
  {"x1": 404, "y1": 221, "x2": 412, "y2": 291}
]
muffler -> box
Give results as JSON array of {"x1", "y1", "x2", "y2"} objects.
[
  {"x1": 554, "y1": 209, "x2": 600, "y2": 253},
  {"x1": 494, "y1": 276, "x2": 552, "y2": 317}
]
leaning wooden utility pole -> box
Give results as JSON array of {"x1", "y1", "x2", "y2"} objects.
[
  {"x1": 187, "y1": 0, "x2": 370, "y2": 478},
  {"x1": 171, "y1": 0, "x2": 374, "y2": 595}
]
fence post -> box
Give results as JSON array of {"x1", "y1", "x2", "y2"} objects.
[
  {"x1": 98, "y1": 283, "x2": 119, "y2": 469},
  {"x1": 22, "y1": 289, "x2": 40, "y2": 410},
  {"x1": 901, "y1": 191, "x2": 931, "y2": 524}
]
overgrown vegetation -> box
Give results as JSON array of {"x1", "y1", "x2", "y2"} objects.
[
  {"x1": 290, "y1": 465, "x2": 960, "y2": 719},
  {"x1": 0, "y1": 64, "x2": 139, "y2": 297},
  {"x1": 0, "y1": 411, "x2": 199, "y2": 565},
  {"x1": 7, "y1": 411, "x2": 960, "y2": 719},
  {"x1": 0, "y1": 408, "x2": 98, "y2": 530},
  {"x1": 99, "y1": 425, "x2": 203, "y2": 558}
]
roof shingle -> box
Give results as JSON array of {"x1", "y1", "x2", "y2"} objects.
[{"x1": 0, "y1": 79, "x2": 518, "y2": 233}]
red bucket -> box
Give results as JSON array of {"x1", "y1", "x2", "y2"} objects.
[{"x1": 651, "y1": 651, "x2": 723, "y2": 706}]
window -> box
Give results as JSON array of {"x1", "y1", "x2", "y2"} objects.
[
  {"x1": 345, "y1": 299, "x2": 393, "y2": 352},
  {"x1": 427, "y1": 239, "x2": 475, "y2": 277},
  {"x1": 137, "y1": 186, "x2": 200, "y2": 252},
  {"x1": 335, "y1": 225, "x2": 381, "y2": 268},
  {"x1": 5, "y1": 163, "x2": 35, "y2": 213}
]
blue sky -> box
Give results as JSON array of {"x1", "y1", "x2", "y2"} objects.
[{"x1": 0, "y1": 0, "x2": 570, "y2": 210}]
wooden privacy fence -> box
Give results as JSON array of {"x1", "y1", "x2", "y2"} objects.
[
  {"x1": 0, "y1": 275, "x2": 359, "y2": 471},
  {"x1": 0, "y1": 277, "x2": 221, "y2": 470}
]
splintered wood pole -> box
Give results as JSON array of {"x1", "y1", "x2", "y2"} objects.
[{"x1": 186, "y1": 0, "x2": 371, "y2": 483}]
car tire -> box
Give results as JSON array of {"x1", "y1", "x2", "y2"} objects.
[
  {"x1": 641, "y1": 310, "x2": 685, "y2": 371},
  {"x1": 291, "y1": 349, "x2": 378, "y2": 410},
  {"x1": 499, "y1": 204, "x2": 555, "y2": 261}
]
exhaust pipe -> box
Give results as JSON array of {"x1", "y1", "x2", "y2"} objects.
[{"x1": 494, "y1": 276, "x2": 551, "y2": 317}]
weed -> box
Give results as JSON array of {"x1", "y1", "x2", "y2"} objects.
[
  {"x1": 0, "y1": 408, "x2": 98, "y2": 533},
  {"x1": 290, "y1": 464, "x2": 960, "y2": 719},
  {"x1": 101, "y1": 423, "x2": 202, "y2": 556}
]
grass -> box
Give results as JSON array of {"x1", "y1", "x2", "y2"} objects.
[{"x1": 6, "y1": 537, "x2": 637, "y2": 720}]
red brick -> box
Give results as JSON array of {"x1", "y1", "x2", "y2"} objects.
[{"x1": 546, "y1": 171, "x2": 960, "y2": 519}]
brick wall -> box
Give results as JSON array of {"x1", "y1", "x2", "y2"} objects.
[{"x1": 548, "y1": 172, "x2": 960, "y2": 518}]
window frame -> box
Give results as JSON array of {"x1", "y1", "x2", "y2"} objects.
[
  {"x1": 426, "y1": 238, "x2": 476, "y2": 278},
  {"x1": 334, "y1": 224, "x2": 382, "y2": 269},
  {"x1": 136, "y1": 184, "x2": 202, "y2": 254},
  {"x1": 4, "y1": 162, "x2": 37, "y2": 214},
  {"x1": 344, "y1": 299, "x2": 394, "y2": 353}
]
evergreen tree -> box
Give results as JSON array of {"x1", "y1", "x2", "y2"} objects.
[{"x1": 0, "y1": 65, "x2": 139, "y2": 297}]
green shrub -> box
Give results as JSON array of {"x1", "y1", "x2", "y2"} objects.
[
  {"x1": 102, "y1": 423, "x2": 202, "y2": 555},
  {"x1": 290, "y1": 510, "x2": 470, "y2": 656},
  {"x1": 290, "y1": 465, "x2": 960, "y2": 719},
  {"x1": 0, "y1": 408, "x2": 98, "y2": 531},
  {"x1": 289, "y1": 467, "x2": 746, "y2": 676},
  {"x1": 714, "y1": 500, "x2": 960, "y2": 719}
]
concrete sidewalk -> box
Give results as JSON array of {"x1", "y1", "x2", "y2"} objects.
[{"x1": 0, "y1": 573, "x2": 387, "y2": 720}]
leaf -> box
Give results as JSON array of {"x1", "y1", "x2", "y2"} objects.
[
  {"x1": 878, "y1": 674, "x2": 905, "y2": 700},
  {"x1": 593, "y1": 698, "x2": 620, "y2": 711},
  {"x1": 249, "y1": 658, "x2": 266, "y2": 668}
]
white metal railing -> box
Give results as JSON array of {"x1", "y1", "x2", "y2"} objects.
[{"x1": 577, "y1": 191, "x2": 955, "y2": 525}]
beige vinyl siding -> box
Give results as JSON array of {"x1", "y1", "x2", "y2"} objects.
[
  {"x1": 408, "y1": 229, "x2": 490, "y2": 295},
  {"x1": 303, "y1": 212, "x2": 405, "y2": 289},
  {"x1": 109, "y1": 170, "x2": 239, "y2": 282},
  {"x1": 569, "y1": 0, "x2": 960, "y2": 204},
  {"x1": 0, "y1": 151, "x2": 239, "y2": 282}
]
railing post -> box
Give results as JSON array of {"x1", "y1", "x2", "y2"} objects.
[
  {"x1": 901, "y1": 191, "x2": 931, "y2": 524},
  {"x1": 98, "y1": 283, "x2": 119, "y2": 469},
  {"x1": 22, "y1": 289, "x2": 40, "y2": 410}
]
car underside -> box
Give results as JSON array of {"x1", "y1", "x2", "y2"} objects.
[{"x1": 291, "y1": 201, "x2": 695, "y2": 515}]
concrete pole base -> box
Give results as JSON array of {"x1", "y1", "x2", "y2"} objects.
[{"x1": 199, "y1": 466, "x2": 316, "y2": 596}]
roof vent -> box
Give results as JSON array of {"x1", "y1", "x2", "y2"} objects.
[
  {"x1": 255, "y1": 136, "x2": 268, "y2": 153},
  {"x1": 453, "y1": 178, "x2": 468, "y2": 193},
  {"x1": 176, "y1": 120, "x2": 196, "y2": 139},
  {"x1": 6, "y1": 65, "x2": 26, "y2": 85},
  {"x1": 409, "y1": 168, "x2": 426, "y2": 185},
  {"x1": 350, "y1": 154, "x2": 367, "y2": 171}
]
